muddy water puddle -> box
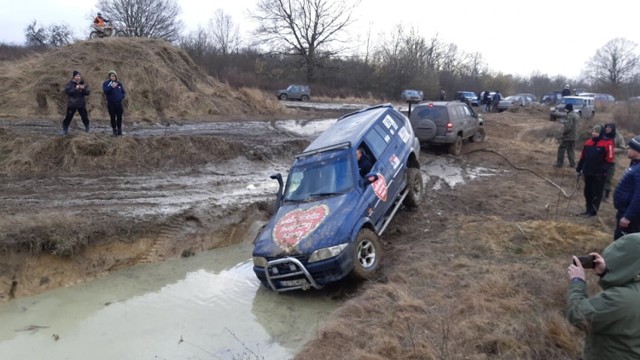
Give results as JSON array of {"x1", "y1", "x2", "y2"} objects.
[{"x1": 0, "y1": 243, "x2": 339, "y2": 360}]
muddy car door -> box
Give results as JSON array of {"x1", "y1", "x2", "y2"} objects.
[{"x1": 361, "y1": 113, "x2": 408, "y2": 229}]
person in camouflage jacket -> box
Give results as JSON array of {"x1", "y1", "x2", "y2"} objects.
[
  {"x1": 566, "y1": 233, "x2": 640, "y2": 359},
  {"x1": 554, "y1": 103, "x2": 579, "y2": 167}
]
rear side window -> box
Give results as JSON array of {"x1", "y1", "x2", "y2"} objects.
[{"x1": 412, "y1": 105, "x2": 449, "y2": 122}]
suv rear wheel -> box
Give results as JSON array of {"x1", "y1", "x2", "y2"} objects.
[
  {"x1": 448, "y1": 135, "x2": 463, "y2": 156},
  {"x1": 300, "y1": 95, "x2": 309, "y2": 101},
  {"x1": 350, "y1": 229, "x2": 382, "y2": 280},
  {"x1": 403, "y1": 167, "x2": 423, "y2": 207}
]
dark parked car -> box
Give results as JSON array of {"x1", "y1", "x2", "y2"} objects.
[
  {"x1": 408, "y1": 101, "x2": 485, "y2": 155},
  {"x1": 252, "y1": 104, "x2": 423, "y2": 292},
  {"x1": 276, "y1": 84, "x2": 311, "y2": 101},
  {"x1": 454, "y1": 91, "x2": 479, "y2": 106}
]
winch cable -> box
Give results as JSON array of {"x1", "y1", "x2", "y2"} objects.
[{"x1": 464, "y1": 147, "x2": 580, "y2": 199}]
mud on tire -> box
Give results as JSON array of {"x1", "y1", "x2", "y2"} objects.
[
  {"x1": 403, "y1": 167, "x2": 423, "y2": 208},
  {"x1": 350, "y1": 228, "x2": 382, "y2": 280}
]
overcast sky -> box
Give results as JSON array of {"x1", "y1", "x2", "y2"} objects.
[{"x1": 2, "y1": 0, "x2": 639, "y2": 79}]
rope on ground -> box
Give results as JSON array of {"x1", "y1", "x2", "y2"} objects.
[{"x1": 464, "y1": 147, "x2": 579, "y2": 199}]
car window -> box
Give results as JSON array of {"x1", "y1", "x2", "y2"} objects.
[
  {"x1": 412, "y1": 105, "x2": 448, "y2": 122},
  {"x1": 366, "y1": 125, "x2": 390, "y2": 159},
  {"x1": 284, "y1": 153, "x2": 354, "y2": 200}
]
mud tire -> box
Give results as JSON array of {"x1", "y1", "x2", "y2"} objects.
[
  {"x1": 350, "y1": 229, "x2": 382, "y2": 280},
  {"x1": 448, "y1": 135, "x2": 463, "y2": 156},
  {"x1": 403, "y1": 167, "x2": 423, "y2": 208},
  {"x1": 470, "y1": 128, "x2": 485, "y2": 143},
  {"x1": 300, "y1": 95, "x2": 309, "y2": 102},
  {"x1": 279, "y1": 94, "x2": 288, "y2": 101}
]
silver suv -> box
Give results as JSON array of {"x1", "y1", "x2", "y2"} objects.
[
  {"x1": 549, "y1": 96, "x2": 595, "y2": 121},
  {"x1": 408, "y1": 101, "x2": 485, "y2": 155},
  {"x1": 276, "y1": 84, "x2": 311, "y2": 101}
]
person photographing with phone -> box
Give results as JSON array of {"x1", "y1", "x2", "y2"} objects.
[
  {"x1": 61, "y1": 70, "x2": 91, "y2": 134},
  {"x1": 102, "y1": 70, "x2": 126, "y2": 136},
  {"x1": 566, "y1": 233, "x2": 640, "y2": 359}
]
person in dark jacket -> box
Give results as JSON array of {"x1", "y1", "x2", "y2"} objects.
[
  {"x1": 566, "y1": 232, "x2": 640, "y2": 359},
  {"x1": 102, "y1": 70, "x2": 126, "y2": 136},
  {"x1": 576, "y1": 124, "x2": 614, "y2": 216},
  {"x1": 61, "y1": 70, "x2": 91, "y2": 135},
  {"x1": 356, "y1": 147, "x2": 373, "y2": 178},
  {"x1": 613, "y1": 135, "x2": 640, "y2": 239}
]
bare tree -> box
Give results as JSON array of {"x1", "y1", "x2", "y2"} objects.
[
  {"x1": 209, "y1": 9, "x2": 240, "y2": 55},
  {"x1": 251, "y1": 0, "x2": 360, "y2": 83},
  {"x1": 96, "y1": 0, "x2": 183, "y2": 42},
  {"x1": 24, "y1": 20, "x2": 73, "y2": 47},
  {"x1": 585, "y1": 38, "x2": 640, "y2": 88}
]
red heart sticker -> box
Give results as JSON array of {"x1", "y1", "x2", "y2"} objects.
[
  {"x1": 273, "y1": 204, "x2": 330, "y2": 251},
  {"x1": 372, "y1": 173, "x2": 387, "y2": 202}
]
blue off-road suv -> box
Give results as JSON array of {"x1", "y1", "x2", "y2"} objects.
[{"x1": 252, "y1": 104, "x2": 423, "y2": 292}]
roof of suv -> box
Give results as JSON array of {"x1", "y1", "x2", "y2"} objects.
[{"x1": 305, "y1": 104, "x2": 400, "y2": 153}]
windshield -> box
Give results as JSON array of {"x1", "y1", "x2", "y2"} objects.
[
  {"x1": 283, "y1": 151, "x2": 354, "y2": 201},
  {"x1": 561, "y1": 98, "x2": 585, "y2": 105}
]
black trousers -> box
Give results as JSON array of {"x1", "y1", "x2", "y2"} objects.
[
  {"x1": 62, "y1": 106, "x2": 89, "y2": 130},
  {"x1": 108, "y1": 102, "x2": 124, "y2": 131},
  {"x1": 614, "y1": 210, "x2": 640, "y2": 240},
  {"x1": 583, "y1": 174, "x2": 605, "y2": 214}
]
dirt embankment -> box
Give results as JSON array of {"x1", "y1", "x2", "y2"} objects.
[{"x1": 0, "y1": 37, "x2": 284, "y2": 123}]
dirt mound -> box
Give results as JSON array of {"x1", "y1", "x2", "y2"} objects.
[{"x1": 0, "y1": 38, "x2": 283, "y2": 122}]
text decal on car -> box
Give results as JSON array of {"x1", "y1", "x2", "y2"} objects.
[
  {"x1": 372, "y1": 173, "x2": 388, "y2": 202},
  {"x1": 272, "y1": 204, "x2": 330, "y2": 251}
]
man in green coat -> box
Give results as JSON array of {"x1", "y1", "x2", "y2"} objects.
[
  {"x1": 555, "y1": 103, "x2": 579, "y2": 168},
  {"x1": 566, "y1": 233, "x2": 640, "y2": 359}
]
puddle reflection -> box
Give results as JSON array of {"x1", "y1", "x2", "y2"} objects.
[{"x1": 0, "y1": 244, "x2": 339, "y2": 360}]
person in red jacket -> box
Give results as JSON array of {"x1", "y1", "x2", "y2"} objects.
[{"x1": 576, "y1": 124, "x2": 615, "y2": 216}]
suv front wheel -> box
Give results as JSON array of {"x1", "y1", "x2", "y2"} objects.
[
  {"x1": 279, "y1": 94, "x2": 288, "y2": 100},
  {"x1": 403, "y1": 167, "x2": 424, "y2": 207},
  {"x1": 470, "y1": 128, "x2": 485, "y2": 143},
  {"x1": 350, "y1": 229, "x2": 382, "y2": 280}
]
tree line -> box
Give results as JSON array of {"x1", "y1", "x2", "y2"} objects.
[{"x1": 14, "y1": 0, "x2": 640, "y2": 101}]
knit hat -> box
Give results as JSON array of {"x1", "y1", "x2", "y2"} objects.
[
  {"x1": 72, "y1": 70, "x2": 80, "y2": 77},
  {"x1": 628, "y1": 135, "x2": 640, "y2": 152},
  {"x1": 592, "y1": 124, "x2": 602, "y2": 133},
  {"x1": 107, "y1": 70, "x2": 117, "y2": 78},
  {"x1": 564, "y1": 103, "x2": 573, "y2": 111}
]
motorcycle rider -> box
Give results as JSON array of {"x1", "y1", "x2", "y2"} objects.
[{"x1": 93, "y1": 12, "x2": 110, "y2": 36}]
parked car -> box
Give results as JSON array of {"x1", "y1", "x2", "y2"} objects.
[
  {"x1": 252, "y1": 104, "x2": 423, "y2": 292},
  {"x1": 578, "y1": 92, "x2": 616, "y2": 104},
  {"x1": 408, "y1": 101, "x2": 485, "y2": 155},
  {"x1": 514, "y1": 93, "x2": 538, "y2": 102},
  {"x1": 549, "y1": 96, "x2": 595, "y2": 121},
  {"x1": 276, "y1": 84, "x2": 311, "y2": 101},
  {"x1": 541, "y1": 92, "x2": 563, "y2": 105},
  {"x1": 401, "y1": 89, "x2": 424, "y2": 104},
  {"x1": 454, "y1": 91, "x2": 479, "y2": 106},
  {"x1": 497, "y1": 95, "x2": 534, "y2": 112}
]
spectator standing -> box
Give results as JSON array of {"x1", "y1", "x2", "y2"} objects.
[
  {"x1": 554, "y1": 103, "x2": 578, "y2": 168},
  {"x1": 602, "y1": 123, "x2": 626, "y2": 202},
  {"x1": 491, "y1": 91, "x2": 501, "y2": 112},
  {"x1": 482, "y1": 91, "x2": 491, "y2": 112},
  {"x1": 565, "y1": 233, "x2": 640, "y2": 360},
  {"x1": 561, "y1": 84, "x2": 571, "y2": 97},
  {"x1": 102, "y1": 70, "x2": 126, "y2": 136},
  {"x1": 439, "y1": 89, "x2": 446, "y2": 101},
  {"x1": 93, "y1": 12, "x2": 109, "y2": 35},
  {"x1": 613, "y1": 135, "x2": 640, "y2": 240},
  {"x1": 61, "y1": 70, "x2": 91, "y2": 135},
  {"x1": 575, "y1": 124, "x2": 615, "y2": 217}
]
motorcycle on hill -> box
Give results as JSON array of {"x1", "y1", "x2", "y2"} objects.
[{"x1": 89, "y1": 20, "x2": 130, "y2": 39}]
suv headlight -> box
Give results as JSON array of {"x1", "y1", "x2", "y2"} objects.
[
  {"x1": 308, "y1": 243, "x2": 348, "y2": 263},
  {"x1": 253, "y1": 256, "x2": 267, "y2": 267}
]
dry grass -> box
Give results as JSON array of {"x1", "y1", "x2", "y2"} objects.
[{"x1": 0, "y1": 38, "x2": 285, "y2": 123}]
